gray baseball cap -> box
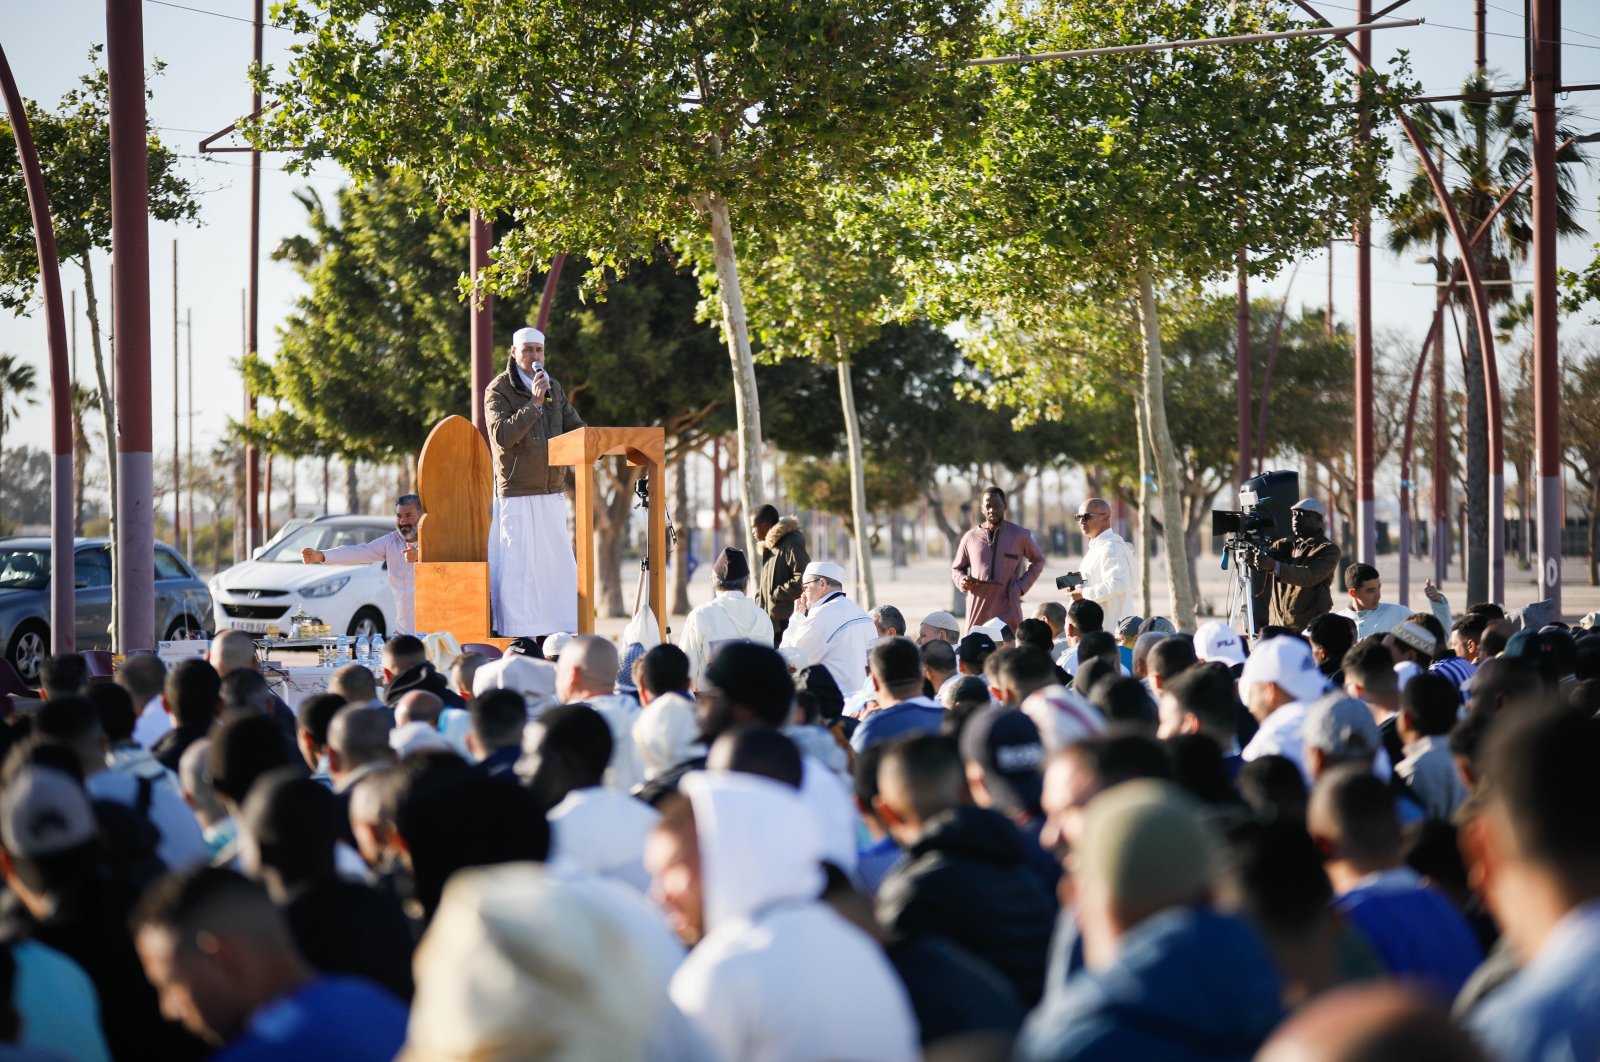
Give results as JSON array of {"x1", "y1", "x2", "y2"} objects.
[
  {"x1": 1292, "y1": 498, "x2": 1328, "y2": 517},
  {"x1": 1304, "y1": 691, "x2": 1381, "y2": 761},
  {"x1": 1, "y1": 766, "x2": 97, "y2": 858}
]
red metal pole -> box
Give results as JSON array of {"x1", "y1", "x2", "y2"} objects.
[
  {"x1": 1353, "y1": 0, "x2": 1376, "y2": 566},
  {"x1": 107, "y1": 0, "x2": 155, "y2": 652},
  {"x1": 0, "y1": 42, "x2": 75, "y2": 651},
  {"x1": 1236, "y1": 252, "x2": 1252, "y2": 486},
  {"x1": 1531, "y1": 0, "x2": 1563, "y2": 613},
  {"x1": 535, "y1": 253, "x2": 566, "y2": 334},
  {"x1": 244, "y1": 0, "x2": 263, "y2": 551},
  {"x1": 469, "y1": 211, "x2": 494, "y2": 437},
  {"x1": 172, "y1": 240, "x2": 180, "y2": 544},
  {"x1": 1432, "y1": 230, "x2": 1449, "y2": 585}
]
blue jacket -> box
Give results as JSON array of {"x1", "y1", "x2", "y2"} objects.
[{"x1": 1016, "y1": 907, "x2": 1283, "y2": 1062}]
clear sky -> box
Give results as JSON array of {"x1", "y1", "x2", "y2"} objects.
[{"x1": 2, "y1": 0, "x2": 1600, "y2": 501}]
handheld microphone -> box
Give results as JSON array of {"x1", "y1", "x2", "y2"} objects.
[{"x1": 532, "y1": 360, "x2": 553, "y2": 405}]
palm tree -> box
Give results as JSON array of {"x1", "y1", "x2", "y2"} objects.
[
  {"x1": 0, "y1": 353, "x2": 40, "y2": 530},
  {"x1": 1385, "y1": 69, "x2": 1587, "y2": 605}
]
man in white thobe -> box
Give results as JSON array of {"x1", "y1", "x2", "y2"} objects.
[
  {"x1": 779, "y1": 561, "x2": 876, "y2": 694},
  {"x1": 1071, "y1": 496, "x2": 1137, "y2": 632},
  {"x1": 485, "y1": 326, "x2": 586, "y2": 637},
  {"x1": 679, "y1": 548, "x2": 774, "y2": 690},
  {"x1": 301, "y1": 493, "x2": 421, "y2": 633}
]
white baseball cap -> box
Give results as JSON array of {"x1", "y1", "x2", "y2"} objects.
[
  {"x1": 1194, "y1": 621, "x2": 1248, "y2": 667},
  {"x1": 802, "y1": 560, "x2": 847, "y2": 584},
  {"x1": 1239, "y1": 635, "x2": 1328, "y2": 703}
]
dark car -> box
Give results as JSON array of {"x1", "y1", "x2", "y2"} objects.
[{"x1": 0, "y1": 537, "x2": 212, "y2": 684}]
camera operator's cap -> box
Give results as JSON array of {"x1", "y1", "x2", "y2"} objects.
[
  {"x1": 1115, "y1": 616, "x2": 1145, "y2": 639},
  {"x1": 542, "y1": 632, "x2": 573, "y2": 661},
  {"x1": 1389, "y1": 621, "x2": 1440, "y2": 659},
  {"x1": 712, "y1": 547, "x2": 749, "y2": 584},
  {"x1": 1239, "y1": 633, "x2": 1327, "y2": 702},
  {"x1": 511, "y1": 326, "x2": 545, "y2": 346},
  {"x1": 1303, "y1": 690, "x2": 1381, "y2": 760},
  {"x1": 958, "y1": 706, "x2": 1046, "y2": 816},
  {"x1": 1194, "y1": 621, "x2": 1248, "y2": 666},
  {"x1": 1291, "y1": 498, "x2": 1327, "y2": 517},
  {"x1": 1, "y1": 766, "x2": 96, "y2": 858},
  {"x1": 921, "y1": 610, "x2": 962, "y2": 635},
  {"x1": 957, "y1": 631, "x2": 997, "y2": 664},
  {"x1": 802, "y1": 560, "x2": 847, "y2": 585}
]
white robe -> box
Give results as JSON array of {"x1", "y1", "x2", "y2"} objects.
[
  {"x1": 489, "y1": 493, "x2": 578, "y2": 637},
  {"x1": 778, "y1": 592, "x2": 875, "y2": 694},
  {"x1": 679, "y1": 590, "x2": 775, "y2": 690}
]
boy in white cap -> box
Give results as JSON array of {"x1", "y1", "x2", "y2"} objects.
[
  {"x1": 1238, "y1": 634, "x2": 1332, "y2": 782},
  {"x1": 484, "y1": 325, "x2": 586, "y2": 638},
  {"x1": 779, "y1": 560, "x2": 876, "y2": 692}
]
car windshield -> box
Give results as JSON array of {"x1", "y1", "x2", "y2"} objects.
[
  {"x1": 259, "y1": 524, "x2": 390, "y2": 561},
  {"x1": 0, "y1": 549, "x2": 49, "y2": 591}
]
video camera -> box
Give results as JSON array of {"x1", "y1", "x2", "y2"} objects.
[
  {"x1": 1055, "y1": 571, "x2": 1084, "y2": 591},
  {"x1": 1212, "y1": 483, "x2": 1279, "y2": 557}
]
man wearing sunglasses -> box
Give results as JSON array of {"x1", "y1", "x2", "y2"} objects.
[{"x1": 1070, "y1": 498, "x2": 1137, "y2": 632}]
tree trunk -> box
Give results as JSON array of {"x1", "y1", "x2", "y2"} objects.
[
  {"x1": 1136, "y1": 268, "x2": 1198, "y2": 631},
  {"x1": 72, "y1": 391, "x2": 90, "y2": 535},
  {"x1": 1589, "y1": 479, "x2": 1599, "y2": 587},
  {"x1": 345, "y1": 461, "x2": 360, "y2": 513},
  {"x1": 671, "y1": 454, "x2": 692, "y2": 616},
  {"x1": 924, "y1": 482, "x2": 967, "y2": 614},
  {"x1": 698, "y1": 193, "x2": 765, "y2": 558},
  {"x1": 834, "y1": 341, "x2": 876, "y2": 609},
  {"x1": 1135, "y1": 393, "x2": 1154, "y2": 619},
  {"x1": 81, "y1": 261, "x2": 119, "y2": 650}
]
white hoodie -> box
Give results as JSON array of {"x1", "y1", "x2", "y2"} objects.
[
  {"x1": 680, "y1": 590, "x2": 775, "y2": 690},
  {"x1": 671, "y1": 772, "x2": 918, "y2": 1062}
]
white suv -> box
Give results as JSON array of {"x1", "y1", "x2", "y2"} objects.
[{"x1": 210, "y1": 515, "x2": 396, "y2": 638}]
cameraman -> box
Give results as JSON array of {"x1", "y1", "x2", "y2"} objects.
[{"x1": 1247, "y1": 498, "x2": 1341, "y2": 632}]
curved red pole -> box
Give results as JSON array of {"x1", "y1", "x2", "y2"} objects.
[
  {"x1": 0, "y1": 42, "x2": 76, "y2": 654},
  {"x1": 1294, "y1": 0, "x2": 1506, "y2": 602}
]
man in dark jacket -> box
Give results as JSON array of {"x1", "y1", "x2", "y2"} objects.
[
  {"x1": 752, "y1": 504, "x2": 810, "y2": 644},
  {"x1": 1250, "y1": 498, "x2": 1341, "y2": 632},
  {"x1": 381, "y1": 635, "x2": 464, "y2": 710},
  {"x1": 484, "y1": 326, "x2": 586, "y2": 637},
  {"x1": 1015, "y1": 781, "x2": 1283, "y2": 1062},
  {"x1": 873, "y1": 734, "x2": 1057, "y2": 1006}
]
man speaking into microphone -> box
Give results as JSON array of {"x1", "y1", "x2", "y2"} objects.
[{"x1": 485, "y1": 325, "x2": 586, "y2": 638}]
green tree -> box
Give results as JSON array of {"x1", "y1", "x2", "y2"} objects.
[
  {"x1": 255, "y1": 0, "x2": 986, "y2": 557},
  {"x1": 0, "y1": 49, "x2": 200, "y2": 648},
  {"x1": 1386, "y1": 69, "x2": 1587, "y2": 604},
  {"x1": 0, "y1": 351, "x2": 38, "y2": 470},
  {"x1": 1560, "y1": 344, "x2": 1600, "y2": 586},
  {"x1": 890, "y1": 0, "x2": 1394, "y2": 628}
]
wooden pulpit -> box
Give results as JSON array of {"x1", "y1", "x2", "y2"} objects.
[
  {"x1": 413, "y1": 415, "x2": 495, "y2": 641},
  {"x1": 548, "y1": 427, "x2": 668, "y2": 642}
]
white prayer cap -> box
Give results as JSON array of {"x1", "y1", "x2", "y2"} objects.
[
  {"x1": 512, "y1": 326, "x2": 545, "y2": 346},
  {"x1": 802, "y1": 561, "x2": 846, "y2": 585}
]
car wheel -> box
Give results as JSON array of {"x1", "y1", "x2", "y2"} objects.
[
  {"x1": 7, "y1": 621, "x2": 48, "y2": 686},
  {"x1": 165, "y1": 616, "x2": 203, "y2": 640},
  {"x1": 348, "y1": 607, "x2": 385, "y2": 640}
]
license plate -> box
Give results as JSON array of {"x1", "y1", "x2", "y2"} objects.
[{"x1": 230, "y1": 620, "x2": 269, "y2": 633}]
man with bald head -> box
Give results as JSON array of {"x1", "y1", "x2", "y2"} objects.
[
  {"x1": 1072, "y1": 497, "x2": 1136, "y2": 632},
  {"x1": 555, "y1": 634, "x2": 643, "y2": 791},
  {"x1": 393, "y1": 690, "x2": 443, "y2": 730},
  {"x1": 326, "y1": 705, "x2": 396, "y2": 842}
]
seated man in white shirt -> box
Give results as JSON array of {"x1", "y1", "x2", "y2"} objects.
[
  {"x1": 679, "y1": 548, "x2": 774, "y2": 691},
  {"x1": 779, "y1": 561, "x2": 876, "y2": 695},
  {"x1": 1335, "y1": 562, "x2": 1451, "y2": 641},
  {"x1": 1240, "y1": 635, "x2": 1332, "y2": 784}
]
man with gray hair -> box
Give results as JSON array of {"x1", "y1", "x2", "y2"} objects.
[
  {"x1": 299, "y1": 493, "x2": 423, "y2": 634},
  {"x1": 555, "y1": 635, "x2": 644, "y2": 791}
]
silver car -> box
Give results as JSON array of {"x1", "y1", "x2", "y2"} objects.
[{"x1": 0, "y1": 537, "x2": 212, "y2": 684}]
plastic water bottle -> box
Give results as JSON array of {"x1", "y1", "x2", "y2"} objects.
[
  {"x1": 336, "y1": 634, "x2": 350, "y2": 665},
  {"x1": 370, "y1": 633, "x2": 385, "y2": 674},
  {"x1": 356, "y1": 633, "x2": 371, "y2": 666}
]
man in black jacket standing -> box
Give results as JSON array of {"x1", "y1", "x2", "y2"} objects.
[{"x1": 752, "y1": 504, "x2": 811, "y2": 645}]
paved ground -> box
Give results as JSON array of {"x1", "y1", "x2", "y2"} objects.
[{"x1": 594, "y1": 548, "x2": 1600, "y2": 642}]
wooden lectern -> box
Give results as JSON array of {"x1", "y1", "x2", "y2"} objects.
[
  {"x1": 547, "y1": 427, "x2": 668, "y2": 642},
  {"x1": 413, "y1": 415, "x2": 496, "y2": 641}
]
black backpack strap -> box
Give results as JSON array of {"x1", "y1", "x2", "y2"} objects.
[{"x1": 136, "y1": 774, "x2": 154, "y2": 817}]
